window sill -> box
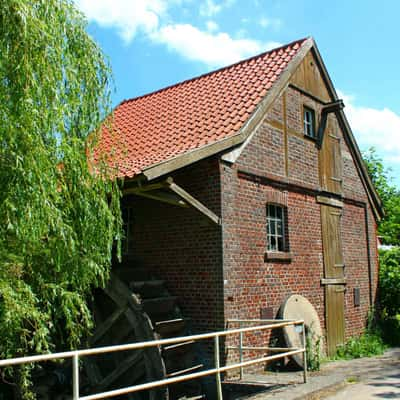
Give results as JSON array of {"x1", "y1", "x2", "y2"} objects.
[{"x1": 264, "y1": 251, "x2": 292, "y2": 262}]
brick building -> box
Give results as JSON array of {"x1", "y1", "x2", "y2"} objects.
[{"x1": 98, "y1": 37, "x2": 383, "y2": 359}]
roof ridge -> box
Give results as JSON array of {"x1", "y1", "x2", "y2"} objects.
[{"x1": 118, "y1": 37, "x2": 311, "y2": 107}]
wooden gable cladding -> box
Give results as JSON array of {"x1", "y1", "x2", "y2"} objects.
[
  {"x1": 290, "y1": 50, "x2": 332, "y2": 103},
  {"x1": 320, "y1": 116, "x2": 343, "y2": 194}
]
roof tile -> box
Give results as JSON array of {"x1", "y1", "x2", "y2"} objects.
[{"x1": 97, "y1": 38, "x2": 308, "y2": 178}]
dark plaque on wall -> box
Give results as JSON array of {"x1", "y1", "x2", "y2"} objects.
[{"x1": 354, "y1": 287, "x2": 360, "y2": 307}]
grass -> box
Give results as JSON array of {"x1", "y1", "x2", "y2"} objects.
[
  {"x1": 346, "y1": 376, "x2": 359, "y2": 384},
  {"x1": 332, "y1": 331, "x2": 387, "y2": 360}
]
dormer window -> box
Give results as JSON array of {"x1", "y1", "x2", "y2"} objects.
[{"x1": 304, "y1": 106, "x2": 316, "y2": 139}]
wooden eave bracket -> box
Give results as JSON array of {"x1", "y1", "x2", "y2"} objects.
[
  {"x1": 316, "y1": 99, "x2": 345, "y2": 149},
  {"x1": 123, "y1": 177, "x2": 221, "y2": 225},
  {"x1": 124, "y1": 182, "x2": 188, "y2": 208},
  {"x1": 165, "y1": 177, "x2": 221, "y2": 225}
]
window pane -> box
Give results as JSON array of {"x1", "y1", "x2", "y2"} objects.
[
  {"x1": 276, "y1": 206, "x2": 282, "y2": 219},
  {"x1": 277, "y1": 220, "x2": 283, "y2": 236},
  {"x1": 268, "y1": 204, "x2": 275, "y2": 219},
  {"x1": 278, "y1": 237, "x2": 284, "y2": 252},
  {"x1": 304, "y1": 108, "x2": 315, "y2": 137},
  {"x1": 270, "y1": 236, "x2": 277, "y2": 251},
  {"x1": 270, "y1": 220, "x2": 276, "y2": 236}
]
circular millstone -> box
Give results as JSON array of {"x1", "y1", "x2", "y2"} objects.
[{"x1": 278, "y1": 294, "x2": 323, "y2": 368}]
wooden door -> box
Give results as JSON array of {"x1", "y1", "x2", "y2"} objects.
[{"x1": 321, "y1": 205, "x2": 345, "y2": 356}]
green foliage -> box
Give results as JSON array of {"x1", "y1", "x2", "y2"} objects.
[
  {"x1": 0, "y1": 0, "x2": 121, "y2": 396},
  {"x1": 363, "y1": 148, "x2": 400, "y2": 245},
  {"x1": 334, "y1": 332, "x2": 386, "y2": 360},
  {"x1": 305, "y1": 331, "x2": 321, "y2": 371},
  {"x1": 379, "y1": 248, "x2": 400, "y2": 317},
  {"x1": 378, "y1": 315, "x2": 400, "y2": 346}
]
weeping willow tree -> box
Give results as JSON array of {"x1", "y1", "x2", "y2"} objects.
[{"x1": 0, "y1": 1, "x2": 122, "y2": 396}]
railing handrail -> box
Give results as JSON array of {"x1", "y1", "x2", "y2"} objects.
[
  {"x1": 0, "y1": 318, "x2": 307, "y2": 400},
  {"x1": 0, "y1": 319, "x2": 304, "y2": 367}
]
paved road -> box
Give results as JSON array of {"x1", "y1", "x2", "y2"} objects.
[
  {"x1": 324, "y1": 361, "x2": 400, "y2": 399},
  {"x1": 229, "y1": 348, "x2": 400, "y2": 400}
]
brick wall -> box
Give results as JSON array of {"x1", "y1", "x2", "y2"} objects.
[
  {"x1": 119, "y1": 81, "x2": 379, "y2": 371},
  {"x1": 121, "y1": 157, "x2": 224, "y2": 335},
  {"x1": 221, "y1": 82, "x2": 380, "y2": 364}
]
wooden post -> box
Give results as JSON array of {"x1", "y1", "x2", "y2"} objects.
[
  {"x1": 214, "y1": 336, "x2": 223, "y2": 400},
  {"x1": 302, "y1": 324, "x2": 307, "y2": 383},
  {"x1": 73, "y1": 353, "x2": 80, "y2": 400}
]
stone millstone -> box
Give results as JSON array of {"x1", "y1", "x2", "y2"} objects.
[{"x1": 278, "y1": 294, "x2": 323, "y2": 368}]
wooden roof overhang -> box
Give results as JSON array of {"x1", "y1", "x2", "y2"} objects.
[{"x1": 123, "y1": 177, "x2": 221, "y2": 225}]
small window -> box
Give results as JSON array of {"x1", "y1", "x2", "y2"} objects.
[
  {"x1": 266, "y1": 204, "x2": 286, "y2": 252},
  {"x1": 303, "y1": 106, "x2": 316, "y2": 138}
]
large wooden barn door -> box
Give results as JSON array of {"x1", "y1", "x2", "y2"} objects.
[{"x1": 321, "y1": 205, "x2": 345, "y2": 356}]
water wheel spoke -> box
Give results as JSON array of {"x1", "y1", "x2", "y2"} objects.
[
  {"x1": 155, "y1": 319, "x2": 186, "y2": 337},
  {"x1": 165, "y1": 364, "x2": 204, "y2": 378},
  {"x1": 98, "y1": 350, "x2": 145, "y2": 390},
  {"x1": 84, "y1": 267, "x2": 204, "y2": 399},
  {"x1": 163, "y1": 341, "x2": 195, "y2": 355},
  {"x1": 91, "y1": 306, "x2": 128, "y2": 345}
]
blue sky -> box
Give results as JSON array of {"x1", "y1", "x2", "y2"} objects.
[{"x1": 75, "y1": 0, "x2": 400, "y2": 187}]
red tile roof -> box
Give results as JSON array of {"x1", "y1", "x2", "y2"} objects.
[{"x1": 97, "y1": 38, "x2": 309, "y2": 179}]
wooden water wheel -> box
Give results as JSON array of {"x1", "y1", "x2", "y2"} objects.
[{"x1": 83, "y1": 266, "x2": 204, "y2": 400}]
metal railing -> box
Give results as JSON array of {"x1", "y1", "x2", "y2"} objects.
[{"x1": 0, "y1": 319, "x2": 306, "y2": 400}]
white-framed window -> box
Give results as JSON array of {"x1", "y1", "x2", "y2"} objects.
[
  {"x1": 266, "y1": 204, "x2": 286, "y2": 252},
  {"x1": 303, "y1": 106, "x2": 316, "y2": 138}
]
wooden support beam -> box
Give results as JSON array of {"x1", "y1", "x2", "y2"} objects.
[
  {"x1": 316, "y1": 99, "x2": 345, "y2": 149},
  {"x1": 316, "y1": 195, "x2": 343, "y2": 208},
  {"x1": 123, "y1": 182, "x2": 167, "y2": 194},
  {"x1": 166, "y1": 177, "x2": 221, "y2": 225},
  {"x1": 132, "y1": 190, "x2": 188, "y2": 208},
  {"x1": 320, "y1": 278, "x2": 347, "y2": 285},
  {"x1": 122, "y1": 178, "x2": 222, "y2": 224}
]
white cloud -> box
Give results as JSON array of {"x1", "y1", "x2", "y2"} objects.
[
  {"x1": 75, "y1": 0, "x2": 282, "y2": 68},
  {"x1": 206, "y1": 20, "x2": 219, "y2": 32},
  {"x1": 199, "y1": 0, "x2": 235, "y2": 17},
  {"x1": 259, "y1": 16, "x2": 282, "y2": 29},
  {"x1": 74, "y1": 0, "x2": 167, "y2": 42},
  {"x1": 152, "y1": 23, "x2": 281, "y2": 67},
  {"x1": 199, "y1": 0, "x2": 221, "y2": 17},
  {"x1": 339, "y1": 90, "x2": 400, "y2": 167}
]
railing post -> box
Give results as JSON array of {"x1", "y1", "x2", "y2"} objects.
[
  {"x1": 73, "y1": 353, "x2": 80, "y2": 400},
  {"x1": 302, "y1": 323, "x2": 307, "y2": 383},
  {"x1": 239, "y1": 321, "x2": 243, "y2": 380},
  {"x1": 214, "y1": 335, "x2": 223, "y2": 400}
]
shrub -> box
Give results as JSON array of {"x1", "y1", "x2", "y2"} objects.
[
  {"x1": 379, "y1": 248, "x2": 400, "y2": 317},
  {"x1": 306, "y1": 331, "x2": 321, "y2": 371},
  {"x1": 334, "y1": 332, "x2": 386, "y2": 360}
]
